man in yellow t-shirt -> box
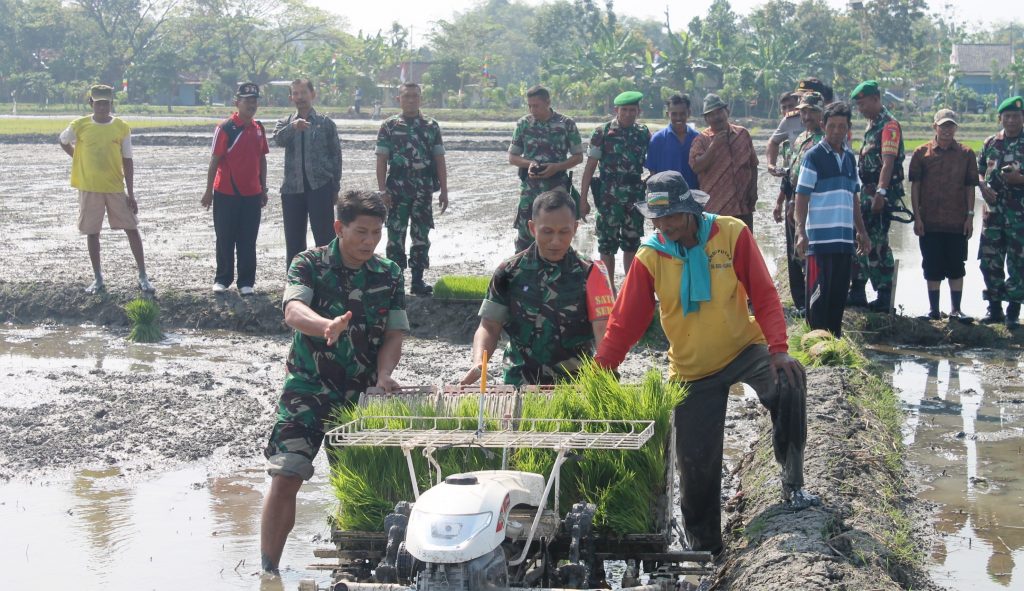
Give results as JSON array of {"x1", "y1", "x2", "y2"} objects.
[{"x1": 59, "y1": 84, "x2": 154, "y2": 294}]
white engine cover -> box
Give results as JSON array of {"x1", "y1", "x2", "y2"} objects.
[{"x1": 405, "y1": 471, "x2": 544, "y2": 564}]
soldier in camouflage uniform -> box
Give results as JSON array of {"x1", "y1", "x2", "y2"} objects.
[
  {"x1": 376, "y1": 82, "x2": 449, "y2": 295},
  {"x1": 508, "y1": 85, "x2": 584, "y2": 252},
  {"x1": 851, "y1": 80, "x2": 905, "y2": 312},
  {"x1": 580, "y1": 91, "x2": 651, "y2": 285},
  {"x1": 461, "y1": 190, "x2": 614, "y2": 386},
  {"x1": 977, "y1": 96, "x2": 1024, "y2": 328},
  {"x1": 260, "y1": 191, "x2": 408, "y2": 576}
]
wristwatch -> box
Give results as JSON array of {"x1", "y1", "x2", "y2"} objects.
[{"x1": 876, "y1": 187, "x2": 888, "y2": 197}]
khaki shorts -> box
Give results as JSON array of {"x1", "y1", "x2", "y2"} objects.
[{"x1": 78, "y1": 190, "x2": 138, "y2": 234}]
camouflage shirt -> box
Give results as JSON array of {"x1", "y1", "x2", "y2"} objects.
[
  {"x1": 858, "y1": 107, "x2": 905, "y2": 194},
  {"x1": 789, "y1": 129, "x2": 825, "y2": 188},
  {"x1": 376, "y1": 113, "x2": 445, "y2": 179},
  {"x1": 588, "y1": 119, "x2": 651, "y2": 177},
  {"x1": 979, "y1": 130, "x2": 1024, "y2": 201},
  {"x1": 509, "y1": 110, "x2": 584, "y2": 191},
  {"x1": 282, "y1": 238, "x2": 409, "y2": 401},
  {"x1": 479, "y1": 244, "x2": 613, "y2": 385}
]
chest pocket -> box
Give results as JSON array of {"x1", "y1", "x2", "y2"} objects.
[
  {"x1": 508, "y1": 264, "x2": 590, "y2": 356},
  {"x1": 315, "y1": 268, "x2": 392, "y2": 366}
]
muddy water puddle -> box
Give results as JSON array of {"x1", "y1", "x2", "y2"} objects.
[
  {"x1": 0, "y1": 465, "x2": 334, "y2": 590},
  {"x1": 868, "y1": 347, "x2": 1024, "y2": 588}
]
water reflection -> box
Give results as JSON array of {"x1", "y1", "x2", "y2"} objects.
[
  {"x1": 873, "y1": 348, "x2": 1024, "y2": 587},
  {"x1": 0, "y1": 465, "x2": 334, "y2": 589}
]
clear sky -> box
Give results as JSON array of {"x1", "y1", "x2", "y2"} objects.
[{"x1": 310, "y1": 0, "x2": 1018, "y2": 46}]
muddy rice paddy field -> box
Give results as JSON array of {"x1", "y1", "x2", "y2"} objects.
[{"x1": 0, "y1": 128, "x2": 1022, "y2": 590}]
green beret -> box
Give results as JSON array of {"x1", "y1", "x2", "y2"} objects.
[
  {"x1": 998, "y1": 95, "x2": 1024, "y2": 114},
  {"x1": 614, "y1": 91, "x2": 643, "y2": 106},
  {"x1": 850, "y1": 80, "x2": 880, "y2": 101}
]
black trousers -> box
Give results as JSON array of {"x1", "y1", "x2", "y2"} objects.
[
  {"x1": 784, "y1": 201, "x2": 806, "y2": 308},
  {"x1": 213, "y1": 191, "x2": 262, "y2": 288},
  {"x1": 806, "y1": 252, "x2": 853, "y2": 337},
  {"x1": 282, "y1": 183, "x2": 336, "y2": 269},
  {"x1": 674, "y1": 344, "x2": 806, "y2": 554}
]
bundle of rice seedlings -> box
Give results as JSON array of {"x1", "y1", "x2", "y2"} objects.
[
  {"x1": 124, "y1": 298, "x2": 164, "y2": 342},
  {"x1": 329, "y1": 364, "x2": 685, "y2": 536},
  {"x1": 432, "y1": 275, "x2": 490, "y2": 300}
]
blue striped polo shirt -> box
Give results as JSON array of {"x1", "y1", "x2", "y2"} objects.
[{"x1": 796, "y1": 139, "x2": 860, "y2": 255}]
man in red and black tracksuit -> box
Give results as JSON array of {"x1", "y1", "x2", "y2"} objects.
[{"x1": 201, "y1": 82, "x2": 270, "y2": 295}]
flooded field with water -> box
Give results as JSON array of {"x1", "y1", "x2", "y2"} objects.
[{"x1": 1, "y1": 130, "x2": 1021, "y2": 589}]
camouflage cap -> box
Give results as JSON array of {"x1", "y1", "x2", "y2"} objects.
[
  {"x1": 636, "y1": 171, "x2": 702, "y2": 219},
  {"x1": 614, "y1": 91, "x2": 643, "y2": 106},
  {"x1": 87, "y1": 84, "x2": 114, "y2": 102},
  {"x1": 850, "y1": 80, "x2": 880, "y2": 100},
  {"x1": 932, "y1": 108, "x2": 958, "y2": 125},
  {"x1": 702, "y1": 93, "x2": 728, "y2": 115},
  {"x1": 998, "y1": 95, "x2": 1024, "y2": 114},
  {"x1": 797, "y1": 91, "x2": 825, "y2": 112}
]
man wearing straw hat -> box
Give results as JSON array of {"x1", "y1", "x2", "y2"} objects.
[{"x1": 596, "y1": 171, "x2": 816, "y2": 555}]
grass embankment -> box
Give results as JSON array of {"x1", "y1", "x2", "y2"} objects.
[
  {"x1": 328, "y1": 362, "x2": 684, "y2": 535},
  {"x1": 784, "y1": 325, "x2": 920, "y2": 569}
]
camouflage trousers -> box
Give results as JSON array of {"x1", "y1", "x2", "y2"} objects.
[
  {"x1": 386, "y1": 178, "x2": 433, "y2": 269},
  {"x1": 264, "y1": 370, "x2": 371, "y2": 480},
  {"x1": 513, "y1": 182, "x2": 548, "y2": 253},
  {"x1": 979, "y1": 202, "x2": 1024, "y2": 303},
  {"x1": 853, "y1": 194, "x2": 895, "y2": 292},
  {"x1": 595, "y1": 180, "x2": 645, "y2": 255}
]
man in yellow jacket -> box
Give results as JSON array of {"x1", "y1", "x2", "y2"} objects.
[{"x1": 596, "y1": 171, "x2": 816, "y2": 555}]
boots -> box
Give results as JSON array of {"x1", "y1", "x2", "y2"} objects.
[
  {"x1": 868, "y1": 288, "x2": 892, "y2": 313},
  {"x1": 981, "y1": 301, "x2": 1004, "y2": 324},
  {"x1": 1006, "y1": 302, "x2": 1021, "y2": 329},
  {"x1": 847, "y1": 281, "x2": 868, "y2": 308},
  {"x1": 410, "y1": 267, "x2": 433, "y2": 296}
]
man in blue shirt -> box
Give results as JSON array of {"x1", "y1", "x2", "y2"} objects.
[
  {"x1": 794, "y1": 102, "x2": 871, "y2": 337},
  {"x1": 646, "y1": 94, "x2": 700, "y2": 190}
]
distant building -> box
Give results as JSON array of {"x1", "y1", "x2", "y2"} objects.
[{"x1": 950, "y1": 44, "x2": 1015, "y2": 102}]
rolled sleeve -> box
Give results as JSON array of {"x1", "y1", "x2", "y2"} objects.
[
  {"x1": 386, "y1": 309, "x2": 410, "y2": 331},
  {"x1": 508, "y1": 143, "x2": 524, "y2": 156},
  {"x1": 587, "y1": 145, "x2": 603, "y2": 159},
  {"x1": 282, "y1": 284, "x2": 314, "y2": 309},
  {"x1": 479, "y1": 299, "x2": 510, "y2": 324},
  {"x1": 59, "y1": 125, "x2": 75, "y2": 146},
  {"x1": 569, "y1": 143, "x2": 584, "y2": 155},
  {"x1": 431, "y1": 143, "x2": 446, "y2": 157}
]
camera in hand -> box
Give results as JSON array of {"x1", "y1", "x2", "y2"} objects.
[{"x1": 529, "y1": 163, "x2": 548, "y2": 176}]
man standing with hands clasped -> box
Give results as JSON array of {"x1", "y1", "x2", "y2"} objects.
[
  {"x1": 201, "y1": 82, "x2": 269, "y2": 296},
  {"x1": 273, "y1": 78, "x2": 343, "y2": 269},
  {"x1": 908, "y1": 109, "x2": 979, "y2": 322}
]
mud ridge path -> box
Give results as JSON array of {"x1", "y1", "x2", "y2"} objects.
[{"x1": 710, "y1": 367, "x2": 939, "y2": 590}]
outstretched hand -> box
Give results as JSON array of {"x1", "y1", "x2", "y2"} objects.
[
  {"x1": 325, "y1": 311, "x2": 352, "y2": 346},
  {"x1": 460, "y1": 364, "x2": 482, "y2": 385}
]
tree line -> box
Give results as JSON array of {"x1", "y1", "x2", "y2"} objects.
[{"x1": 1, "y1": 0, "x2": 1021, "y2": 116}]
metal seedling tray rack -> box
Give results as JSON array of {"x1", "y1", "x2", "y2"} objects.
[{"x1": 325, "y1": 415, "x2": 655, "y2": 451}]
